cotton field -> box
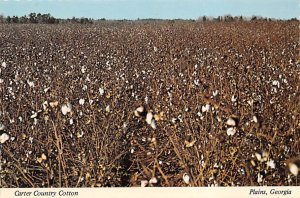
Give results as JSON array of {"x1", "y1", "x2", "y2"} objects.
[{"x1": 0, "y1": 21, "x2": 299, "y2": 187}]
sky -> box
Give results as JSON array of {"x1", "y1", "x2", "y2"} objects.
[{"x1": 0, "y1": 0, "x2": 299, "y2": 20}]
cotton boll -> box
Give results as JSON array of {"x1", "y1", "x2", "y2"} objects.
[
  {"x1": 27, "y1": 80, "x2": 35, "y2": 87},
  {"x1": 149, "y1": 119, "x2": 156, "y2": 129},
  {"x1": 231, "y1": 95, "x2": 237, "y2": 102},
  {"x1": 183, "y1": 173, "x2": 190, "y2": 184},
  {"x1": 252, "y1": 115, "x2": 258, "y2": 123},
  {"x1": 226, "y1": 127, "x2": 237, "y2": 136},
  {"x1": 0, "y1": 123, "x2": 5, "y2": 131},
  {"x1": 61, "y1": 103, "x2": 72, "y2": 115},
  {"x1": 288, "y1": 161, "x2": 299, "y2": 176},
  {"x1": 42, "y1": 101, "x2": 49, "y2": 111},
  {"x1": 255, "y1": 152, "x2": 262, "y2": 162},
  {"x1": 99, "y1": 87, "x2": 105, "y2": 96},
  {"x1": 0, "y1": 133, "x2": 9, "y2": 144},
  {"x1": 141, "y1": 180, "x2": 148, "y2": 187},
  {"x1": 213, "y1": 90, "x2": 219, "y2": 97},
  {"x1": 79, "y1": 99, "x2": 85, "y2": 105},
  {"x1": 257, "y1": 173, "x2": 263, "y2": 183},
  {"x1": 267, "y1": 159, "x2": 276, "y2": 169},
  {"x1": 50, "y1": 101, "x2": 59, "y2": 108},
  {"x1": 201, "y1": 104, "x2": 210, "y2": 113},
  {"x1": 30, "y1": 112, "x2": 38, "y2": 119},
  {"x1": 149, "y1": 177, "x2": 158, "y2": 184},
  {"x1": 146, "y1": 112, "x2": 154, "y2": 125},
  {"x1": 134, "y1": 106, "x2": 145, "y2": 117},
  {"x1": 105, "y1": 105, "x2": 110, "y2": 113},
  {"x1": 226, "y1": 118, "x2": 236, "y2": 126}
]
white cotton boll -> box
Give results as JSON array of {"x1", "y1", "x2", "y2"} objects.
[
  {"x1": 201, "y1": 104, "x2": 210, "y2": 113},
  {"x1": 197, "y1": 112, "x2": 202, "y2": 117},
  {"x1": 226, "y1": 127, "x2": 237, "y2": 136},
  {"x1": 61, "y1": 103, "x2": 72, "y2": 115},
  {"x1": 42, "y1": 101, "x2": 48, "y2": 110},
  {"x1": 141, "y1": 180, "x2": 148, "y2": 187},
  {"x1": 183, "y1": 173, "x2": 190, "y2": 184},
  {"x1": 150, "y1": 119, "x2": 156, "y2": 129},
  {"x1": 30, "y1": 112, "x2": 38, "y2": 119},
  {"x1": 213, "y1": 90, "x2": 219, "y2": 97},
  {"x1": 79, "y1": 99, "x2": 85, "y2": 105},
  {"x1": 82, "y1": 85, "x2": 88, "y2": 91},
  {"x1": 257, "y1": 173, "x2": 263, "y2": 183},
  {"x1": 2, "y1": 62, "x2": 6, "y2": 68},
  {"x1": 226, "y1": 118, "x2": 236, "y2": 126},
  {"x1": 49, "y1": 101, "x2": 59, "y2": 108},
  {"x1": 27, "y1": 80, "x2": 34, "y2": 87},
  {"x1": 105, "y1": 105, "x2": 110, "y2": 112},
  {"x1": 44, "y1": 87, "x2": 50, "y2": 93},
  {"x1": 146, "y1": 112, "x2": 154, "y2": 125},
  {"x1": 0, "y1": 133, "x2": 9, "y2": 144},
  {"x1": 288, "y1": 162, "x2": 299, "y2": 176},
  {"x1": 81, "y1": 66, "x2": 86, "y2": 73},
  {"x1": 253, "y1": 115, "x2": 258, "y2": 123},
  {"x1": 267, "y1": 159, "x2": 276, "y2": 169},
  {"x1": 99, "y1": 88, "x2": 104, "y2": 96},
  {"x1": 134, "y1": 106, "x2": 145, "y2": 117},
  {"x1": 0, "y1": 123, "x2": 5, "y2": 131},
  {"x1": 69, "y1": 119, "x2": 74, "y2": 125},
  {"x1": 130, "y1": 148, "x2": 134, "y2": 154},
  {"x1": 149, "y1": 177, "x2": 158, "y2": 184},
  {"x1": 247, "y1": 99, "x2": 254, "y2": 106},
  {"x1": 231, "y1": 95, "x2": 237, "y2": 102},
  {"x1": 136, "y1": 106, "x2": 144, "y2": 113},
  {"x1": 255, "y1": 152, "x2": 262, "y2": 162},
  {"x1": 272, "y1": 80, "x2": 280, "y2": 88},
  {"x1": 77, "y1": 131, "x2": 84, "y2": 138},
  {"x1": 0, "y1": 79, "x2": 3, "y2": 84}
]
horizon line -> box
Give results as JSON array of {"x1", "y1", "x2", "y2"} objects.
[{"x1": 1, "y1": 12, "x2": 298, "y2": 21}]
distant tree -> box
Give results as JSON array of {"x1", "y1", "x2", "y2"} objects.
[
  {"x1": 12, "y1": 16, "x2": 19, "y2": 23},
  {"x1": 0, "y1": 14, "x2": 4, "y2": 23},
  {"x1": 80, "y1": 18, "x2": 85, "y2": 24},
  {"x1": 224, "y1": 14, "x2": 234, "y2": 22},
  {"x1": 217, "y1": 16, "x2": 222, "y2": 22},
  {"x1": 289, "y1": 17, "x2": 298, "y2": 21},
  {"x1": 6, "y1": 16, "x2": 11, "y2": 23},
  {"x1": 71, "y1": 17, "x2": 78, "y2": 23},
  {"x1": 37, "y1": 13, "x2": 42, "y2": 22},
  {"x1": 251, "y1": 15, "x2": 257, "y2": 21},
  {"x1": 19, "y1": 15, "x2": 29, "y2": 23},
  {"x1": 29, "y1": 12, "x2": 37, "y2": 23},
  {"x1": 49, "y1": 16, "x2": 58, "y2": 24}
]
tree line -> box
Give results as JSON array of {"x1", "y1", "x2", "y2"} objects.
[
  {"x1": 0, "y1": 13, "x2": 94, "y2": 24},
  {"x1": 0, "y1": 13, "x2": 298, "y2": 24},
  {"x1": 198, "y1": 14, "x2": 299, "y2": 22}
]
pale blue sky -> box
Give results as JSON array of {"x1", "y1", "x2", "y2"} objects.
[{"x1": 0, "y1": 0, "x2": 298, "y2": 20}]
